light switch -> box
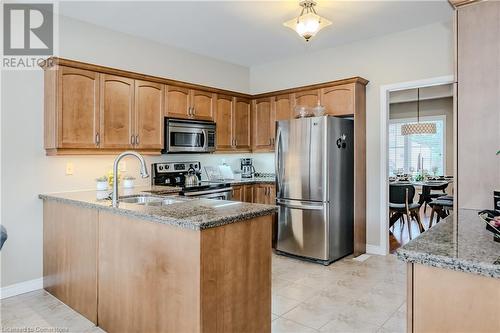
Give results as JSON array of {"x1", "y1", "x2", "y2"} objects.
[
  {"x1": 66, "y1": 162, "x2": 74, "y2": 175},
  {"x1": 119, "y1": 161, "x2": 127, "y2": 172}
]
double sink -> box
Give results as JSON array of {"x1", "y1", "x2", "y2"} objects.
[{"x1": 118, "y1": 195, "x2": 184, "y2": 207}]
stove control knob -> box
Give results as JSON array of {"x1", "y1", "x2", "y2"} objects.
[
  {"x1": 158, "y1": 166, "x2": 163, "y2": 171},
  {"x1": 165, "y1": 165, "x2": 169, "y2": 170}
]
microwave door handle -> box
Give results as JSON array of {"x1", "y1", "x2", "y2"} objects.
[{"x1": 202, "y1": 129, "x2": 207, "y2": 149}]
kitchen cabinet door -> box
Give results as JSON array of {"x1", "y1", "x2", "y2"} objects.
[
  {"x1": 215, "y1": 94, "x2": 234, "y2": 151},
  {"x1": 274, "y1": 94, "x2": 292, "y2": 122},
  {"x1": 134, "y1": 80, "x2": 164, "y2": 149},
  {"x1": 233, "y1": 98, "x2": 251, "y2": 151},
  {"x1": 252, "y1": 98, "x2": 273, "y2": 152},
  {"x1": 267, "y1": 185, "x2": 276, "y2": 205},
  {"x1": 100, "y1": 74, "x2": 135, "y2": 149},
  {"x1": 232, "y1": 185, "x2": 243, "y2": 201},
  {"x1": 321, "y1": 84, "x2": 355, "y2": 116},
  {"x1": 252, "y1": 185, "x2": 268, "y2": 204},
  {"x1": 293, "y1": 89, "x2": 320, "y2": 108},
  {"x1": 165, "y1": 85, "x2": 190, "y2": 119},
  {"x1": 57, "y1": 67, "x2": 100, "y2": 148},
  {"x1": 243, "y1": 185, "x2": 254, "y2": 203},
  {"x1": 191, "y1": 90, "x2": 214, "y2": 121},
  {"x1": 270, "y1": 94, "x2": 292, "y2": 150}
]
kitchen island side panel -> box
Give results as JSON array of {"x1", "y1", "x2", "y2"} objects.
[
  {"x1": 43, "y1": 201, "x2": 98, "y2": 324},
  {"x1": 200, "y1": 215, "x2": 272, "y2": 333}
]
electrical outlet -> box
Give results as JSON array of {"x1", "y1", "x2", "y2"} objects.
[
  {"x1": 119, "y1": 161, "x2": 127, "y2": 172},
  {"x1": 66, "y1": 162, "x2": 74, "y2": 175}
]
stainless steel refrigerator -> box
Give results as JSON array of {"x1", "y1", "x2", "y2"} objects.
[{"x1": 275, "y1": 116, "x2": 354, "y2": 265}]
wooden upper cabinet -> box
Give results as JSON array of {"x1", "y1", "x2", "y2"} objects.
[
  {"x1": 274, "y1": 94, "x2": 292, "y2": 122},
  {"x1": 134, "y1": 80, "x2": 164, "y2": 149},
  {"x1": 100, "y1": 75, "x2": 135, "y2": 149},
  {"x1": 321, "y1": 83, "x2": 355, "y2": 116},
  {"x1": 252, "y1": 98, "x2": 273, "y2": 151},
  {"x1": 191, "y1": 90, "x2": 214, "y2": 121},
  {"x1": 233, "y1": 98, "x2": 251, "y2": 151},
  {"x1": 165, "y1": 85, "x2": 190, "y2": 119},
  {"x1": 215, "y1": 94, "x2": 233, "y2": 150},
  {"x1": 293, "y1": 89, "x2": 320, "y2": 108},
  {"x1": 57, "y1": 67, "x2": 100, "y2": 148}
]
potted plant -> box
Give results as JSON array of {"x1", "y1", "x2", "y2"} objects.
[
  {"x1": 123, "y1": 176, "x2": 136, "y2": 189},
  {"x1": 96, "y1": 176, "x2": 108, "y2": 191}
]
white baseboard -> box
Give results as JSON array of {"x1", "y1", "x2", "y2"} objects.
[
  {"x1": 0, "y1": 278, "x2": 43, "y2": 299},
  {"x1": 365, "y1": 244, "x2": 388, "y2": 256}
]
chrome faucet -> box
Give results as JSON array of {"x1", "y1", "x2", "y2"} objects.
[{"x1": 111, "y1": 151, "x2": 149, "y2": 207}]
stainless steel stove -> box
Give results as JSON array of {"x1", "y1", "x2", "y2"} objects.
[{"x1": 151, "y1": 162, "x2": 232, "y2": 200}]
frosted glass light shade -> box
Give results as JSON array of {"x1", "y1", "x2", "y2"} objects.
[
  {"x1": 401, "y1": 122, "x2": 437, "y2": 136},
  {"x1": 284, "y1": 12, "x2": 332, "y2": 42}
]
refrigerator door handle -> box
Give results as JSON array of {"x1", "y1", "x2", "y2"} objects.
[
  {"x1": 276, "y1": 199, "x2": 325, "y2": 211},
  {"x1": 275, "y1": 127, "x2": 284, "y2": 194}
]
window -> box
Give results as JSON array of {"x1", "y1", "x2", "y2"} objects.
[{"x1": 388, "y1": 116, "x2": 446, "y2": 176}]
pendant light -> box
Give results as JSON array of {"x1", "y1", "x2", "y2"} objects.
[
  {"x1": 401, "y1": 88, "x2": 437, "y2": 136},
  {"x1": 284, "y1": 0, "x2": 332, "y2": 42}
]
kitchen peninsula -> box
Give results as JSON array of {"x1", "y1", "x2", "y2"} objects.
[
  {"x1": 39, "y1": 187, "x2": 277, "y2": 333},
  {"x1": 397, "y1": 209, "x2": 500, "y2": 333}
]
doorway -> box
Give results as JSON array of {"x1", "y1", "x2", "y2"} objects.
[{"x1": 379, "y1": 76, "x2": 455, "y2": 254}]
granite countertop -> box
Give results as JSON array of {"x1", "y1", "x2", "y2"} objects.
[
  {"x1": 39, "y1": 185, "x2": 277, "y2": 231},
  {"x1": 396, "y1": 209, "x2": 500, "y2": 278}
]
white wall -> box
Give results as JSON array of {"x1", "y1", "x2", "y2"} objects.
[
  {"x1": 250, "y1": 22, "x2": 454, "y2": 249},
  {"x1": 58, "y1": 16, "x2": 250, "y2": 93},
  {"x1": 0, "y1": 15, "x2": 257, "y2": 288}
]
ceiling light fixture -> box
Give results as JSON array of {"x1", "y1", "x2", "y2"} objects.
[
  {"x1": 284, "y1": 0, "x2": 332, "y2": 42},
  {"x1": 401, "y1": 88, "x2": 437, "y2": 136}
]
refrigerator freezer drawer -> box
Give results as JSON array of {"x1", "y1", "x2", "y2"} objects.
[{"x1": 276, "y1": 201, "x2": 329, "y2": 261}]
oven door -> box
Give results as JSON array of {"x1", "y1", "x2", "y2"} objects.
[{"x1": 165, "y1": 119, "x2": 215, "y2": 153}]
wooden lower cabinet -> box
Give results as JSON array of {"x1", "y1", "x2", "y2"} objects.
[
  {"x1": 232, "y1": 185, "x2": 243, "y2": 201},
  {"x1": 407, "y1": 263, "x2": 500, "y2": 333},
  {"x1": 43, "y1": 200, "x2": 272, "y2": 333},
  {"x1": 253, "y1": 184, "x2": 276, "y2": 205}
]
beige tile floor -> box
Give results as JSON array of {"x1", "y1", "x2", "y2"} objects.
[{"x1": 1, "y1": 254, "x2": 406, "y2": 333}]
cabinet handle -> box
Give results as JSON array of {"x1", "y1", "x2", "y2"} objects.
[
  {"x1": 234, "y1": 139, "x2": 237, "y2": 147},
  {"x1": 192, "y1": 107, "x2": 196, "y2": 115},
  {"x1": 131, "y1": 135, "x2": 135, "y2": 145},
  {"x1": 95, "y1": 133, "x2": 100, "y2": 145},
  {"x1": 136, "y1": 135, "x2": 140, "y2": 145}
]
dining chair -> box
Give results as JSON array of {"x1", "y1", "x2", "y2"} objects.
[
  {"x1": 429, "y1": 196, "x2": 454, "y2": 227},
  {"x1": 420, "y1": 182, "x2": 449, "y2": 214},
  {"x1": 389, "y1": 183, "x2": 425, "y2": 239}
]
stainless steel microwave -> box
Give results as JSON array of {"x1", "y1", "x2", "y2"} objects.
[{"x1": 163, "y1": 118, "x2": 216, "y2": 153}]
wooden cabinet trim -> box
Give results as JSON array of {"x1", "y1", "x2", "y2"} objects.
[{"x1": 43, "y1": 57, "x2": 368, "y2": 100}]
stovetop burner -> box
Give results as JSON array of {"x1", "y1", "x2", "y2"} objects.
[{"x1": 151, "y1": 162, "x2": 232, "y2": 197}]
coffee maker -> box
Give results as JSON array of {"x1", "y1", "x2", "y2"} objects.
[{"x1": 241, "y1": 158, "x2": 255, "y2": 179}]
